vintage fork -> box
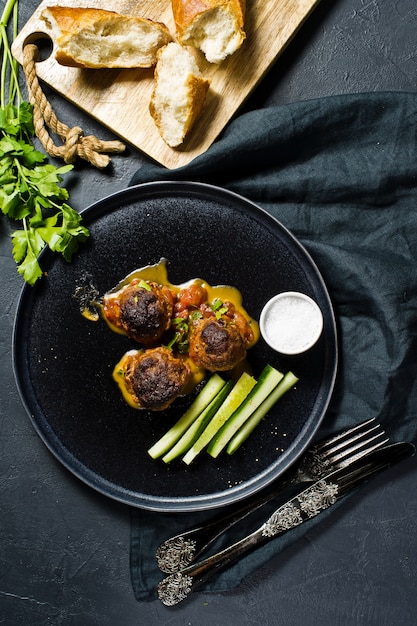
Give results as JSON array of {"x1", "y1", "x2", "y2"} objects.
[
  {"x1": 157, "y1": 441, "x2": 414, "y2": 606},
  {"x1": 156, "y1": 418, "x2": 389, "y2": 573}
]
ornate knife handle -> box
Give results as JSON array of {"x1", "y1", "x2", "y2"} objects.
[{"x1": 157, "y1": 478, "x2": 339, "y2": 606}]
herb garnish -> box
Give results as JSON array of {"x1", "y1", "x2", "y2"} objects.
[
  {"x1": 166, "y1": 317, "x2": 190, "y2": 353},
  {"x1": 211, "y1": 297, "x2": 229, "y2": 319},
  {"x1": 0, "y1": 0, "x2": 89, "y2": 285},
  {"x1": 138, "y1": 280, "x2": 152, "y2": 291}
]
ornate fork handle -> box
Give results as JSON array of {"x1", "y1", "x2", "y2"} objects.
[
  {"x1": 157, "y1": 477, "x2": 339, "y2": 606},
  {"x1": 156, "y1": 419, "x2": 389, "y2": 573},
  {"x1": 156, "y1": 447, "x2": 327, "y2": 574}
]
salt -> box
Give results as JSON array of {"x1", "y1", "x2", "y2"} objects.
[{"x1": 260, "y1": 292, "x2": 323, "y2": 355}]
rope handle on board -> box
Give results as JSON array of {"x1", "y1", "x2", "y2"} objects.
[{"x1": 22, "y1": 43, "x2": 126, "y2": 169}]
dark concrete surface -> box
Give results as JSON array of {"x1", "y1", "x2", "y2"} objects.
[{"x1": 1, "y1": 1, "x2": 417, "y2": 624}]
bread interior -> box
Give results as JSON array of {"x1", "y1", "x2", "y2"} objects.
[
  {"x1": 182, "y1": 7, "x2": 244, "y2": 64},
  {"x1": 151, "y1": 43, "x2": 206, "y2": 147},
  {"x1": 60, "y1": 19, "x2": 169, "y2": 67}
]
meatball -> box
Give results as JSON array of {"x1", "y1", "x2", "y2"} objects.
[
  {"x1": 122, "y1": 347, "x2": 191, "y2": 411},
  {"x1": 103, "y1": 280, "x2": 175, "y2": 344},
  {"x1": 188, "y1": 317, "x2": 247, "y2": 371}
]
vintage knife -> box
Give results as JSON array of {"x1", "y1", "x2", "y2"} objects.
[{"x1": 157, "y1": 441, "x2": 415, "y2": 606}]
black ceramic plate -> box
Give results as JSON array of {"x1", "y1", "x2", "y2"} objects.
[{"x1": 13, "y1": 182, "x2": 337, "y2": 512}]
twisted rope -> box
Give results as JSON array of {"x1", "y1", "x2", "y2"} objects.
[{"x1": 22, "y1": 43, "x2": 126, "y2": 168}]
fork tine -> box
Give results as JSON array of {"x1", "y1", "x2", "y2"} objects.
[
  {"x1": 321, "y1": 421, "x2": 385, "y2": 457},
  {"x1": 315, "y1": 417, "x2": 378, "y2": 455},
  {"x1": 325, "y1": 428, "x2": 389, "y2": 464},
  {"x1": 331, "y1": 436, "x2": 390, "y2": 469},
  {"x1": 301, "y1": 419, "x2": 389, "y2": 481}
]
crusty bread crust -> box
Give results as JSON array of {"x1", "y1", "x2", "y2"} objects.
[
  {"x1": 41, "y1": 6, "x2": 172, "y2": 68},
  {"x1": 149, "y1": 73, "x2": 209, "y2": 145},
  {"x1": 172, "y1": 0, "x2": 246, "y2": 63},
  {"x1": 149, "y1": 42, "x2": 210, "y2": 147}
]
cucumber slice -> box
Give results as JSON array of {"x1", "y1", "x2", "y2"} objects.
[
  {"x1": 207, "y1": 364, "x2": 284, "y2": 458},
  {"x1": 147, "y1": 373, "x2": 226, "y2": 459},
  {"x1": 182, "y1": 371, "x2": 257, "y2": 465},
  {"x1": 162, "y1": 380, "x2": 234, "y2": 463},
  {"x1": 227, "y1": 371, "x2": 299, "y2": 455}
]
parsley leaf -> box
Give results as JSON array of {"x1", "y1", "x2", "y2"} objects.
[{"x1": 1, "y1": 1, "x2": 90, "y2": 285}]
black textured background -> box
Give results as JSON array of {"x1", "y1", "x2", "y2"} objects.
[{"x1": 1, "y1": 1, "x2": 417, "y2": 623}]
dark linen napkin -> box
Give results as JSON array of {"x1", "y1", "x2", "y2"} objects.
[{"x1": 129, "y1": 92, "x2": 417, "y2": 601}]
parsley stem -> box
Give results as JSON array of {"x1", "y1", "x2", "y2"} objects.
[
  {"x1": 21, "y1": 214, "x2": 37, "y2": 256},
  {"x1": 0, "y1": 0, "x2": 21, "y2": 109},
  {"x1": 1, "y1": 0, "x2": 18, "y2": 26}
]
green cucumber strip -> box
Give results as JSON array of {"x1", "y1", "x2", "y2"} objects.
[
  {"x1": 162, "y1": 380, "x2": 234, "y2": 463},
  {"x1": 182, "y1": 371, "x2": 257, "y2": 465},
  {"x1": 207, "y1": 365, "x2": 284, "y2": 458},
  {"x1": 147, "y1": 373, "x2": 226, "y2": 459},
  {"x1": 226, "y1": 371, "x2": 299, "y2": 455}
]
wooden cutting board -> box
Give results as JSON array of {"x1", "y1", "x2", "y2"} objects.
[{"x1": 12, "y1": 0, "x2": 320, "y2": 169}]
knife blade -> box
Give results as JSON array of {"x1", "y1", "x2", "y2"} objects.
[{"x1": 157, "y1": 441, "x2": 415, "y2": 606}]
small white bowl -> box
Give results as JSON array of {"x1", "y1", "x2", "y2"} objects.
[{"x1": 259, "y1": 291, "x2": 323, "y2": 355}]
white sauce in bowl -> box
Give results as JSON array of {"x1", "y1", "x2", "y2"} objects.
[{"x1": 260, "y1": 291, "x2": 323, "y2": 355}]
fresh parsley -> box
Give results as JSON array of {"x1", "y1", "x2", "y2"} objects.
[{"x1": 0, "y1": 0, "x2": 89, "y2": 285}]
